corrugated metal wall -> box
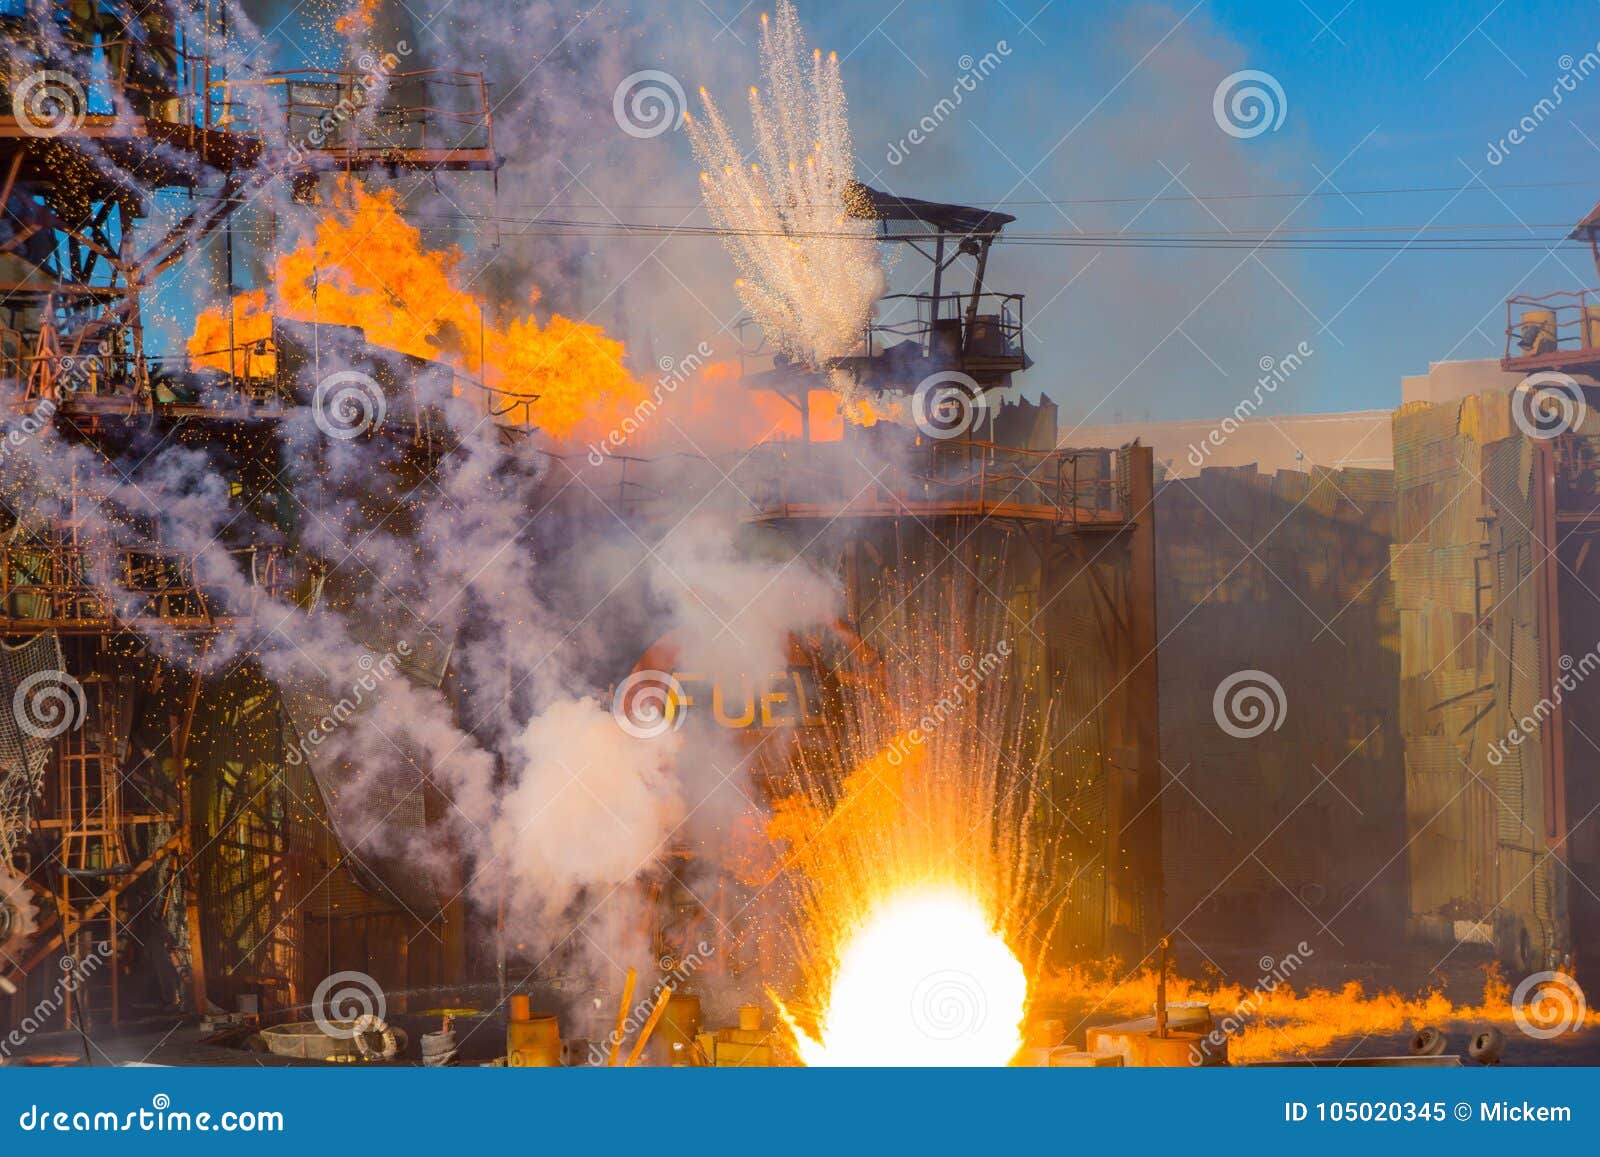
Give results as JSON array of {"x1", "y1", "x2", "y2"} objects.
[
  {"x1": 1157, "y1": 463, "x2": 1404, "y2": 937},
  {"x1": 1392, "y1": 391, "x2": 1558, "y2": 962}
]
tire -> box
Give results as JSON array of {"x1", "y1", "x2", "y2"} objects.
[
  {"x1": 1468, "y1": 1027, "x2": 1505, "y2": 1065},
  {"x1": 1409, "y1": 1026, "x2": 1447, "y2": 1056}
]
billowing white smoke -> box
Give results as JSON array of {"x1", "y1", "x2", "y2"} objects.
[
  {"x1": 490, "y1": 698, "x2": 684, "y2": 928},
  {"x1": 484, "y1": 512, "x2": 840, "y2": 939},
  {"x1": 1, "y1": 0, "x2": 862, "y2": 987}
]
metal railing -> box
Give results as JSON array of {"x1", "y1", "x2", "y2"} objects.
[
  {"x1": 865, "y1": 292, "x2": 1026, "y2": 362},
  {"x1": 738, "y1": 438, "x2": 1127, "y2": 525},
  {"x1": 0, "y1": 15, "x2": 211, "y2": 127},
  {"x1": 0, "y1": 537, "x2": 210, "y2": 624},
  {"x1": 1503, "y1": 289, "x2": 1600, "y2": 364},
  {"x1": 207, "y1": 68, "x2": 494, "y2": 160},
  {"x1": 545, "y1": 440, "x2": 1131, "y2": 526}
]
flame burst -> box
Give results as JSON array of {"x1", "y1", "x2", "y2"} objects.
[
  {"x1": 792, "y1": 888, "x2": 1028, "y2": 1066},
  {"x1": 689, "y1": 0, "x2": 885, "y2": 371},
  {"x1": 188, "y1": 180, "x2": 644, "y2": 441},
  {"x1": 761, "y1": 593, "x2": 1074, "y2": 1066},
  {"x1": 1038, "y1": 962, "x2": 1595, "y2": 1063}
]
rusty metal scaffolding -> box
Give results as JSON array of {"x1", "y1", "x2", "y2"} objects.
[{"x1": 0, "y1": 0, "x2": 496, "y2": 1028}]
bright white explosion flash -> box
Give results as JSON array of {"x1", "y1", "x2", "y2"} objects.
[{"x1": 792, "y1": 888, "x2": 1028, "y2": 1067}]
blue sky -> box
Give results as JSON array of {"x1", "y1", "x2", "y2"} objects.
[
  {"x1": 237, "y1": 0, "x2": 1600, "y2": 426},
  {"x1": 733, "y1": 0, "x2": 1600, "y2": 422}
]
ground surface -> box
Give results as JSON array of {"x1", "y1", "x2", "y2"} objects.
[{"x1": 3, "y1": 946, "x2": 1597, "y2": 1066}]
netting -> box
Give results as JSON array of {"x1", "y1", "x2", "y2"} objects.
[{"x1": 0, "y1": 633, "x2": 68, "y2": 867}]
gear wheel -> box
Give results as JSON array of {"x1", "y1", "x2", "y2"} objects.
[{"x1": 0, "y1": 867, "x2": 40, "y2": 959}]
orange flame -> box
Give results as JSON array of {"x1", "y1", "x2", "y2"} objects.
[
  {"x1": 334, "y1": 0, "x2": 380, "y2": 36},
  {"x1": 188, "y1": 180, "x2": 645, "y2": 441},
  {"x1": 1037, "y1": 961, "x2": 1595, "y2": 1063}
]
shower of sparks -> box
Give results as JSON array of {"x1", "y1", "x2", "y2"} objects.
[
  {"x1": 753, "y1": 585, "x2": 1083, "y2": 1065},
  {"x1": 689, "y1": 1, "x2": 886, "y2": 375}
]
